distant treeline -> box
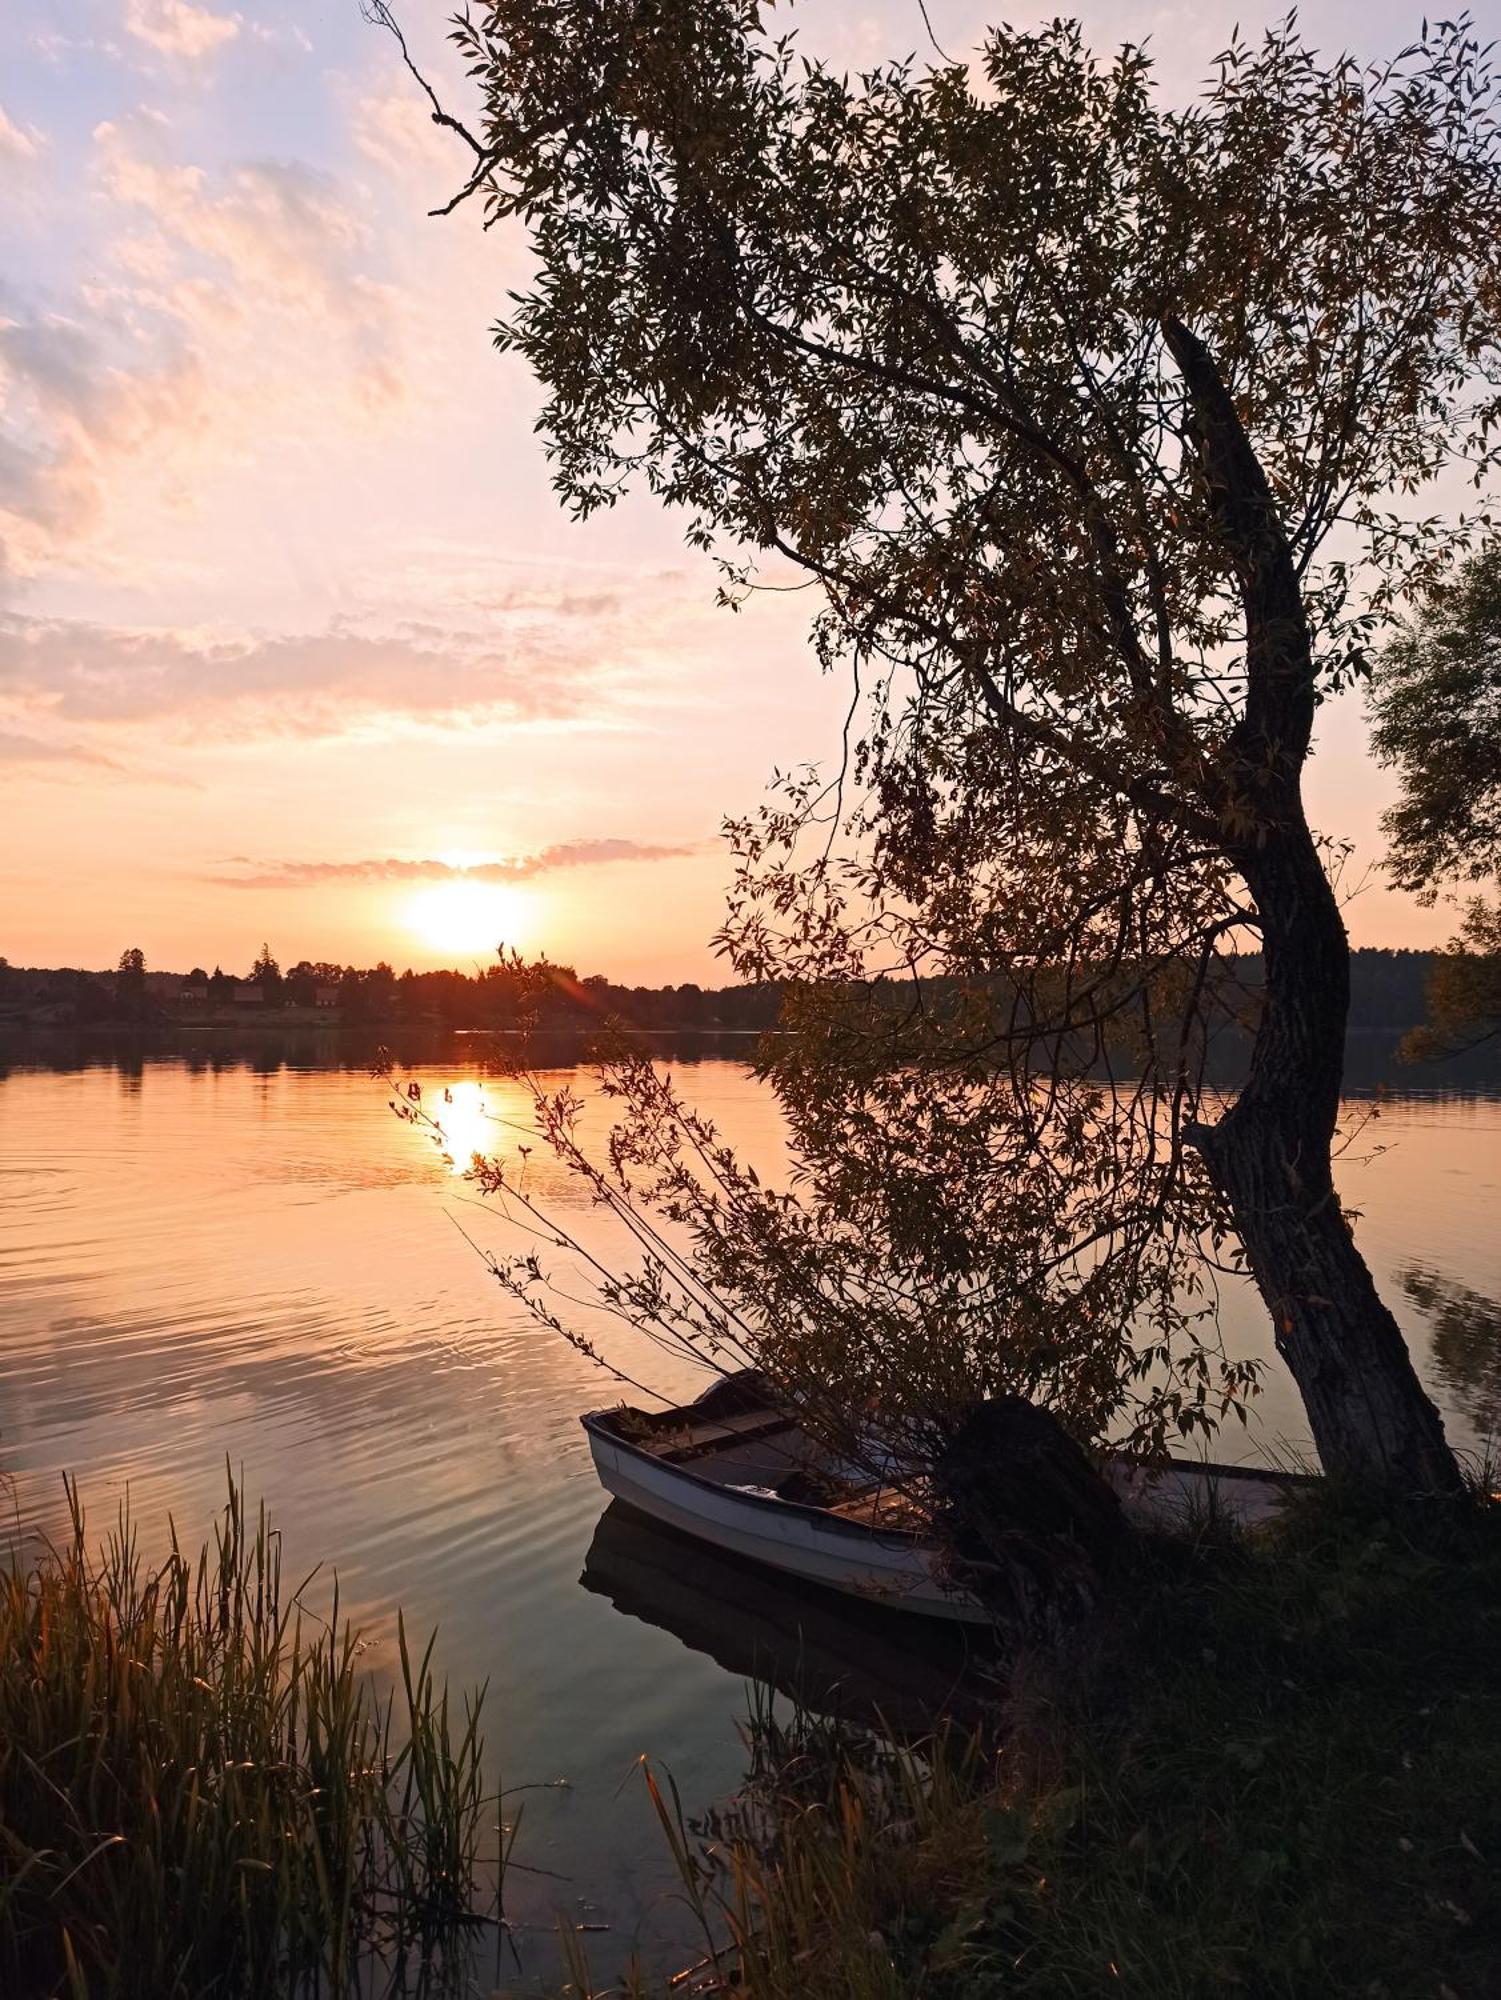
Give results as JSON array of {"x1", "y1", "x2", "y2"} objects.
[
  {"x1": 0, "y1": 947, "x2": 1448, "y2": 1037},
  {"x1": 0, "y1": 952, "x2": 785, "y2": 1032}
]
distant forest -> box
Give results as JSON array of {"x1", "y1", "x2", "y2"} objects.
[{"x1": 0, "y1": 946, "x2": 1452, "y2": 1037}]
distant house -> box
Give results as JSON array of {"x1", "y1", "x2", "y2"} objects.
[
  {"x1": 232, "y1": 983, "x2": 265, "y2": 1006},
  {"x1": 178, "y1": 985, "x2": 209, "y2": 1005},
  {"x1": 314, "y1": 985, "x2": 340, "y2": 1009}
]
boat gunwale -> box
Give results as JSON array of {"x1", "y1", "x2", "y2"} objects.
[{"x1": 580, "y1": 1407, "x2": 934, "y2": 1549}]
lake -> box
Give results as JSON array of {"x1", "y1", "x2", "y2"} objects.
[{"x1": 2, "y1": 1036, "x2": 1498, "y2": 1984}]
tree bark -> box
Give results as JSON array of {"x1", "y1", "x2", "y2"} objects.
[
  {"x1": 1161, "y1": 313, "x2": 1463, "y2": 1497},
  {"x1": 1194, "y1": 829, "x2": 1463, "y2": 1494}
]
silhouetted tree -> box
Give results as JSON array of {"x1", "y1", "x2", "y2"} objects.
[
  {"x1": 250, "y1": 944, "x2": 282, "y2": 1002},
  {"x1": 399, "y1": 4, "x2": 1501, "y2": 1492},
  {"x1": 111, "y1": 947, "x2": 149, "y2": 1023},
  {"x1": 1373, "y1": 545, "x2": 1501, "y2": 897},
  {"x1": 1372, "y1": 545, "x2": 1501, "y2": 1054}
]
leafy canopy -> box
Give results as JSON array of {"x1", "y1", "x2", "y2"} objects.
[
  {"x1": 1371, "y1": 544, "x2": 1501, "y2": 1053},
  {"x1": 396, "y1": 6, "x2": 1501, "y2": 1456},
  {"x1": 1373, "y1": 545, "x2": 1501, "y2": 899}
]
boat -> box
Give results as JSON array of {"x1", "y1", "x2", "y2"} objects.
[{"x1": 581, "y1": 1373, "x2": 1309, "y2": 1626}]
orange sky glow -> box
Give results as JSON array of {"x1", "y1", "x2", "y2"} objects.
[{"x1": 0, "y1": 0, "x2": 1465, "y2": 984}]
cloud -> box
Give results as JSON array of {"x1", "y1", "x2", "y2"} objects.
[
  {"x1": 97, "y1": 126, "x2": 371, "y2": 310},
  {"x1": 0, "y1": 105, "x2": 42, "y2": 164},
  {"x1": 214, "y1": 840, "x2": 700, "y2": 889},
  {"x1": 123, "y1": 0, "x2": 239, "y2": 60},
  {"x1": 0, "y1": 609, "x2": 607, "y2": 732},
  {"x1": 0, "y1": 727, "x2": 118, "y2": 767},
  {"x1": 0, "y1": 114, "x2": 408, "y2": 579},
  {"x1": 93, "y1": 121, "x2": 403, "y2": 403},
  {"x1": 0, "y1": 305, "x2": 206, "y2": 569}
]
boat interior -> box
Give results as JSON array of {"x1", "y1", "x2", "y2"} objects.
[{"x1": 594, "y1": 1377, "x2": 932, "y2": 1533}]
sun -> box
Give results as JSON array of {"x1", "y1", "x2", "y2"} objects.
[{"x1": 405, "y1": 878, "x2": 529, "y2": 960}]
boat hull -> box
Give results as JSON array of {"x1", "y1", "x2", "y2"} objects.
[
  {"x1": 582, "y1": 1382, "x2": 1306, "y2": 1628},
  {"x1": 583, "y1": 1423, "x2": 991, "y2": 1624}
]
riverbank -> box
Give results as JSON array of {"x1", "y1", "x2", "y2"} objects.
[{"x1": 581, "y1": 1486, "x2": 1501, "y2": 1999}]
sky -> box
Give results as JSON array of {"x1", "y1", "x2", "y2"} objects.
[{"x1": 0, "y1": 0, "x2": 1465, "y2": 983}]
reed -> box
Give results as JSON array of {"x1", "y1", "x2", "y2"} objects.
[{"x1": 0, "y1": 1472, "x2": 490, "y2": 1998}]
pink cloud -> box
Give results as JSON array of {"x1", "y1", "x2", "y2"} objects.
[
  {"x1": 0, "y1": 610, "x2": 606, "y2": 732},
  {"x1": 0, "y1": 726, "x2": 119, "y2": 768},
  {"x1": 213, "y1": 839, "x2": 700, "y2": 888},
  {"x1": 0, "y1": 307, "x2": 207, "y2": 571},
  {"x1": 123, "y1": 0, "x2": 239, "y2": 61},
  {"x1": 0, "y1": 105, "x2": 42, "y2": 163}
]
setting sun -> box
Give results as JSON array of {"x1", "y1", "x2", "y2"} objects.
[{"x1": 405, "y1": 878, "x2": 529, "y2": 960}]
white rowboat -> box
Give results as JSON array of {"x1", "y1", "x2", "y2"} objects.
[{"x1": 581, "y1": 1375, "x2": 1304, "y2": 1626}]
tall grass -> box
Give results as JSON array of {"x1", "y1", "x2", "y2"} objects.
[
  {"x1": 0, "y1": 1473, "x2": 490, "y2": 1999},
  {"x1": 644, "y1": 1705, "x2": 1023, "y2": 2000}
]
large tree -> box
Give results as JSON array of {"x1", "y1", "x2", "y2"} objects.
[
  {"x1": 387, "y1": 5, "x2": 1501, "y2": 1491},
  {"x1": 1371, "y1": 544, "x2": 1501, "y2": 1053}
]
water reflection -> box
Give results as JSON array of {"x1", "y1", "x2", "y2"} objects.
[
  {"x1": 422, "y1": 1077, "x2": 535, "y2": 1179},
  {"x1": 1399, "y1": 1266, "x2": 1501, "y2": 1443},
  {"x1": 582, "y1": 1501, "x2": 997, "y2": 1736}
]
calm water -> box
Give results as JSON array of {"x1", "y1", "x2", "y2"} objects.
[{"x1": 2, "y1": 1038, "x2": 1499, "y2": 1981}]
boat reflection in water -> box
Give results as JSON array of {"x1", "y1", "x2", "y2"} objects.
[{"x1": 580, "y1": 1500, "x2": 1002, "y2": 1736}]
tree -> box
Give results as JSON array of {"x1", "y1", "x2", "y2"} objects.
[
  {"x1": 1371, "y1": 544, "x2": 1501, "y2": 1053},
  {"x1": 1397, "y1": 901, "x2": 1501, "y2": 1060},
  {"x1": 285, "y1": 962, "x2": 318, "y2": 1008},
  {"x1": 391, "y1": 5, "x2": 1501, "y2": 1492},
  {"x1": 114, "y1": 948, "x2": 146, "y2": 1014},
  {"x1": 112, "y1": 945, "x2": 149, "y2": 1023},
  {"x1": 1372, "y1": 544, "x2": 1501, "y2": 898},
  {"x1": 250, "y1": 943, "x2": 281, "y2": 1000}
]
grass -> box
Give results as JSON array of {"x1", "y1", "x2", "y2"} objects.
[
  {"x1": 562, "y1": 1485, "x2": 1501, "y2": 2000},
  {"x1": 0, "y1": 1474, "x2": 491, "y2": 1999}
]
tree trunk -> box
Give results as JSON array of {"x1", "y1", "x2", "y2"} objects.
[
  {"x1": 931, "y1": 1396, "x2": 1124, "y2": 1628},
  {"x1": 1195, "y1": 827, "x2": 1462, "y2": 1494},
  {"x1": 1161, "y1": 313, "x2": 1462, "y2": 1498}
]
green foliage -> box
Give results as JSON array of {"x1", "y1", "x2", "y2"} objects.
[
  {"x1": 1373, "y1": 544, "x2": 1501, "y2": 899},
  {"x1": 1371, "y1": 544, "x2": 1501, "y2": 1057},
  {"x1": 1402, "y1": 901, "x2": 1501, "y2": 1059},
  {"x1": 460, "y1": 4, "x2": 1501, "y2": 687},
  {"x1": 0, "y1": 1475, "x2": 490, "y2": 1998}
]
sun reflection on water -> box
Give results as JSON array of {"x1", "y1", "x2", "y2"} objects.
[{"x1": 433, "y1": 1079, "x2": 502, "y2": 1176}]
